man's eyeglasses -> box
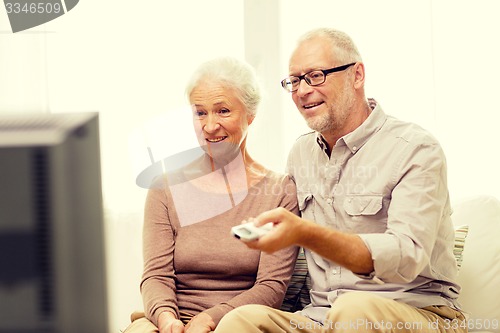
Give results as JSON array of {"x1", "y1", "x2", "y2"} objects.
[{"x1": 280, "y1": 62, "x2": 356, "y2": 93}]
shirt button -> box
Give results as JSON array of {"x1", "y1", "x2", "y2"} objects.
[
  {"x1": 326, "y1": 198, "x2": 333, "y2": 205},
  {"x1": 353, "y1": 146, "x2": 357, "y2": 151}
]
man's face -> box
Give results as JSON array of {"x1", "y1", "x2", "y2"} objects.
[{"x1": 289, "y1": 37, "x2": 355, "y2": 135}]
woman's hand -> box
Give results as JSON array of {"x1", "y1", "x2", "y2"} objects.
[
  {"x1": 184, "y1": 312, "x2": 215, "y2": 333},
  {"x1": 158, "y1": 311, "x2": 185, "y2": 333}
]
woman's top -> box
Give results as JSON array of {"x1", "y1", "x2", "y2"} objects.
[{"x1": 140, "y1": 163, "x2": 299, "y2": 327}]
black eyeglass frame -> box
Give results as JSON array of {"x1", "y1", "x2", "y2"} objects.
[{"x1": 281, "y1": 62, "x2": 356, "y2": 92}]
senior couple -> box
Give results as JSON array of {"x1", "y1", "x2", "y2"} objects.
[{"x1": 124, "y1": 28, "x2": 466, "y2": 333}]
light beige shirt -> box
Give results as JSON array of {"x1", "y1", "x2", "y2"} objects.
[{"x1": 287, "y1": 100, "x2": 461, "y2": 323}]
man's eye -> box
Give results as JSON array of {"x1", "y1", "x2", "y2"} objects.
[{"x1": 308, "y1": 72, "x2": 323, "y2": 80}]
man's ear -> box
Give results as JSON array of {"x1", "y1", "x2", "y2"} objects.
[{"x1": 353, "y1": 62, "x2": 366, "y2": 90}]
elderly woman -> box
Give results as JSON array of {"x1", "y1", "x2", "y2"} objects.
[{"x1": 124, "y1": 57, "x2": 299, "y2": 333}]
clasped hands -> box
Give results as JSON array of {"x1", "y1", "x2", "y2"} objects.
[{"x1": 158, "y1": 311, "x2": 215, "y2": 333}]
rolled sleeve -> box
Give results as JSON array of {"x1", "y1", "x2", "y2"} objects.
[{"x1": 358, "y1": 233, "x2": 401, "y2": 282}]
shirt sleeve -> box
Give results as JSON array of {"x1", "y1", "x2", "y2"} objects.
[{"x1": 358, "y1": 140, "x2": 451, "y2": 284}]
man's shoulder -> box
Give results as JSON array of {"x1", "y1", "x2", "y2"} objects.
[
  {"x1": 293, "y1": 130, "x2": 316, "y2": 145},
  {"x1": 383, "y1": 115, "x2": 441, "y2": 147},
  {"x1": 288, "y1": 131, "x2": 317, "y2": 155},
  {"x1": 296, "y1": 130, "x2": 316, "y2": 139}
]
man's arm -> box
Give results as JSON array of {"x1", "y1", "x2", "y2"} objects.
[{"x1": 246, "y1": 207, "x2": 374, "y2": 274}]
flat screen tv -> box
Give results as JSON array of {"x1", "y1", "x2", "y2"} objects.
[{"x1": 0, "y1": 112, "x2": 108, "y2": 333}]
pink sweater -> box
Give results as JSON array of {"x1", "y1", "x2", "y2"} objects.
[{"x1": 140, "y1": 169, "x2": 299, "y2": 327}]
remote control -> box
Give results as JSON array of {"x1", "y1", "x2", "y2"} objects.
[{"x1": 231, "y1": 220, "x2": 274, "y2": 241}]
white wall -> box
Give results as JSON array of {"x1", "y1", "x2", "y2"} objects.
[
  {"x1": 430, "y1": 0, "x2": 500, "y2": 202},
  {"x1": 1, "y1": 1, "x2": 499, "y2": 332}
]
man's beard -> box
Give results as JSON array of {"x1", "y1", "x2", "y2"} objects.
[{"x1": 305, "y1": 86, "x2": 355, "y2": 134}]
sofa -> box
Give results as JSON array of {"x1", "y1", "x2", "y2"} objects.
[
  {"x1": 282, "y1": 195, "x2": 500, "y2": 333},
  {"x1": 451, "y1": 195, "x2": 500, "y2": 333}
]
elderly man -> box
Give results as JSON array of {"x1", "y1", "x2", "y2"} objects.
[{"x1": 214, "y1": 28, "x2": 466, "y2": 333}]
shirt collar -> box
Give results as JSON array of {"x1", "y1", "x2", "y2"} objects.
[
  {"x1": 314, "y1": 98, "x2": 387, "y2": 155},
  {"x1": 315, "y1": 134, "x2": 330, "y2": 154}
]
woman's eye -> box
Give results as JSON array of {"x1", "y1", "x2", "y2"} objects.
[
  {"x1": 218, "y1": 108, "x2": 231, "y2": 116},
  {"x1": 194, "y1": 110, "x2": 207, "y2": 118}
]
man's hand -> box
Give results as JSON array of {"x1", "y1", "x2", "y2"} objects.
[
  {"x1": 244, "y1": 207, "x2": 308, "y2": 253},
  {"x1": 158, "y1": 311, "x2": 185, "y2": 333},
  {"x1": 184, "y1": 312, "x2": 215, "y2": 333}
]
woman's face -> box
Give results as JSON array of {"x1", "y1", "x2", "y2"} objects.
[{"x1": 189, "y1": 80, "x2": 254, "y2": 161}]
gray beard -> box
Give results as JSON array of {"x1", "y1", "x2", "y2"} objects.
[
  {"x1": 306, "y1": 82, "x2": 355, "y2": 134},
  {"x1": 305, "y1": 113, "x2": 332, "y2": 133},
  {"x1": 305, "y1": 105, "x2": 349, "y2": 134}
]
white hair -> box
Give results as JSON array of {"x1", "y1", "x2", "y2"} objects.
[
  {"x1": 297, "y1": 28, "x2": 363, "y2": 64},
  {"x1": 185, "y1": 57, "x2": 261, "y2": 117}
]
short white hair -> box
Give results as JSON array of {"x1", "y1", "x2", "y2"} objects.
[
  {"x1": 185, "y1": 57, "x2": 261, "y2": 117},
  {"x1": 297, "y1": 28, "x2": 363, "y2": 64}
]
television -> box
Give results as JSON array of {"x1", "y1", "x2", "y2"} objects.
[{"x1": 0, "y1": 112, "x2": 109, "y2": 333}]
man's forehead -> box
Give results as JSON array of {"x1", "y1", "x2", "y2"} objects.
[{"x1": 289, "y1": 40, "x2": 336, "y2": 74}]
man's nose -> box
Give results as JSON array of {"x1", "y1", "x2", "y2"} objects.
[{"x1": 295, "y1": 78, "x2": 313, "y2": 97}]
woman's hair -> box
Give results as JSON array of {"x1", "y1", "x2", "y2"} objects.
[
  {"x1": 297, "y1": 27, "x2": 363, "y2": 65},
  {"x1": 185, "y1": 57, "x2": 261, "y2": 117}
]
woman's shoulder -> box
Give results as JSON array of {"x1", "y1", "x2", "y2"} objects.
[
  {"x1": 253, "y1": 168, "x2": 296, "y2": 197},
  {"x1": 261, "y1": 169, "x2": 294, "y2": 184},
  {"x1": 255, "y1": 169, "x2": 298, "y2": 213}
]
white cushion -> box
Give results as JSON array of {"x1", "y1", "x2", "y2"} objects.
[{"x1": 452, "y1": 195, "x2": 500, "y2": 332}]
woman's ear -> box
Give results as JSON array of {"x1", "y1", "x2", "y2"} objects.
[{"x1": 247, "y1": 114, "x2": 255, "y2": 125}]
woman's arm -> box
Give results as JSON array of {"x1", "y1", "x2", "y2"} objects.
[{"x1": 140, "y1": 186, "x2": 180, "y2": 327}]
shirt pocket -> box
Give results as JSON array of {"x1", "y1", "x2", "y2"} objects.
[
  {"x1": 343, "y1": 194, "x2": 385, "y2": 232},
  {"x1": 297, "y1": 190, "x2": 315, "y2": 220},
  {"x1": 343, "y1": 194, "x2": 383, "y2": 216}
]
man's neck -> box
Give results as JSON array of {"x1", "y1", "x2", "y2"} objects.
[{"x1": 322, "y1": 99, "x2": 372, "y2": 152}]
